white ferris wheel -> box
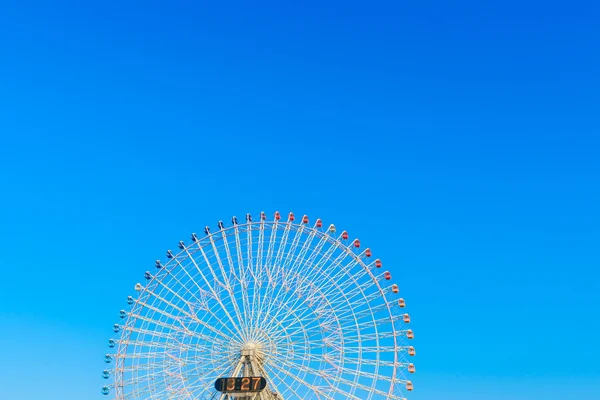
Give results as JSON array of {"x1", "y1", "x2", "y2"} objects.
[{"x1": 102, "y1": 211, "x2": 416, "y2": 399}]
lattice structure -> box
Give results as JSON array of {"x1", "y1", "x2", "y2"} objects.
[{"x1": 102, "y1": 212, "x2": 416, "y2": 399}]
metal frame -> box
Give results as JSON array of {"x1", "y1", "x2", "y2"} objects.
[{"x1": 103, "y1": 213, "x2": 415, "y2": 399}]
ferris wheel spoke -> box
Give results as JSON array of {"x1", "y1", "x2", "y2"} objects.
[
  {"x1": 260, "y1": 227, "x2": 310, "y2": 322},
  {"x1": 293, "y1": 231, "x2": 329, "y2": 280},
  {"x1": 115, "y1": 370, "x2": 166, "y2": 393},
  {"x1": 322, "y1": 360, "x2": 383, "y2": 384},
  {"x1": 273, "y1": 219, "x2": 293, "y2": 274},
  {"x1": 305, "y1": 248, "x2": 377, "y2": 316},
  {"x1": 255, "y1": 360, "x2": 293, "y2": 399},
  {"x1": 180, "y1": 357, "x2": 237, "y2": 396},
  {"x1": 345, "y1": 330, "x2": 398, "y2": 343},
  {"x1": 123, "y1": 381, "x2": 169, "y2": 400},
  {"x1": 313, "y1": 243, "x2": 354, "y2": 275},
  {"x1": 306, "y1": 231, "x2": 345, "y2": 269},
  {"x1": 335, "y1": 302, "x2": 390, "y2": 322},
  {"x1": 322, "y1": 257, "x2": 387, "y2": 304},
  {"x1": 274, "y1": 277, "x2": 330, "y2": 322},
  {"x1": 245, "y1": 224, "x2": 269, "y2": 341},
  {"x1": 266, "y1": 262, "x2": 365, "y2": 346},
  {"x1": 206, "y1": 232, "x2": 249, "y2": 338},
  {"x1": 155, "y1": 257, "x2": 242, "y2": 339},
  {"x1": 264, "y1": 221, "x2": 279, "y2": 285},
  {"x1": 248, "y1": 223, "x2": 267, "y2": 337},
  {"x1": 289, "y1": 222, "x2": 319, "y2": 265},
  {"x1": 118, "y1": 324, "x2": 174, "y2": 343},
  {"x1": 319, "y1": 264, "x2": 368, "y2": 299},
  {"x1": 218, "y1": 226, "x2": 252, "y2": 339},
  {"x1": 271, "y1": 266, "x2": 357, "y2": 324},
  {"x1": 232, "y1": 224, "x2": 247, "y2": 284},
  {"x1": 337, "y1": 355, "x2": 412, "y2": 370},
  {"x1": 119, "y1": 358, "x2": 198, "y2": 372},
  {"x1": 136, "y1": 288, "x2": 199, "y2": 328},
  {"x1": 259, "y1": 234, "x2": 334, "y2": 327},
  {"x1": 264, "y1": 361, "x2": 336, "y2": 400},
  {"x1": 272, "y1": 220, "x2": 294, "y2": 276},
  {"x1": 257, "y1": 221, "x2": 292, "y2": 316},
  {"x1": 186, "y1": 239, "x2": 226, "y2": 292},
  {"x1": 262, "y1": 305, "x2": 323, "y2": 346},
  {"x1": 254, "y1": 216, "x2": 266, "y2": 285},
  {"x1": 281, "y1": 224, "x2": 318, "y2": 295},
  {"x1": 273, "y1": 309, "x2": 334, "y2": 342},
  {"x1": 113, "y1": 340, "x2": 174, "y2": 352},
  {"x1": 230, "y1": 223, "x2": 254, "y2": 341},
  {"x1": 303, "y1": 254, "x2": 364, "y2": 302},
  {"x1": 321, "y1": 369, "x2": 396, "y2": 399},
  {"x1": 181, "y1": 244, "x2": 246, "y2": 339},
  {"x1": 278, "y1": 223, "x2": 305, "y2": 283},
  {"x1": 252, "y1": 222, "x2": 279, "y2": 328},
  {"x1": 135, "y1": 285, "x2": 236, "y2": 342},
  {"x1": 336, "y1": 344, "x2": 398, "y2": 353},
  {"x1": 218, "y1": 228, "x2": 238, "y2": 282},
  {"x1": 152, "y1": 266, "x2": 208, "y2": 308},
  {"x1": 114, "y1": 369, "x2": 165, "y2": 390},
  {"x1": 123, "y1": 313, "x2": 230, "y2": 347},
  {"x1": 245, "y1": 223, "x2": 261, "y2": 335},
  {"x1": 190, "y1": 353, "x2": 236, "y2": 375},
  {"x1": 284, "y1": 241, "x2": 335, "y2": 297},
  {"x1": 320, "y1": 285, "x2": 389, "y2": 317},
  {"x1": 275, "y1": 242, "x2": 355, "y2": 319},
  {"x1": 355, "y1": 313, "x2": 402, "y2": 329},
  {"x1": 266, "y1": 370, "x2": 315, "y2": 400},
  {"x1": 267, "y1": 354, "x2": 358, "y2": 400}
]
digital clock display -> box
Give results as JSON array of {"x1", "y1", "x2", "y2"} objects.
[{"x1": 214, "y1": 377, "x2": 267, "y2": 393}]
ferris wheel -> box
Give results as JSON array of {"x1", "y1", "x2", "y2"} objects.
[{"x1": 102, "y1": 212, "x2": 416, "y2": 399}]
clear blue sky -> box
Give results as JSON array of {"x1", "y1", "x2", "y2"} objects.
[{"x1": 0, "y1": 1, "x2": 598, "y2": 399}]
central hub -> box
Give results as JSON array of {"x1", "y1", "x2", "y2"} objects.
[{"x1": 241, "y1": 341, "x2": 262, "y2": 356}]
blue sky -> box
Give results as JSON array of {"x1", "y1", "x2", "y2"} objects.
[{"x1": 0, "y1": 1, "x2": 599, "y2": 399}]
